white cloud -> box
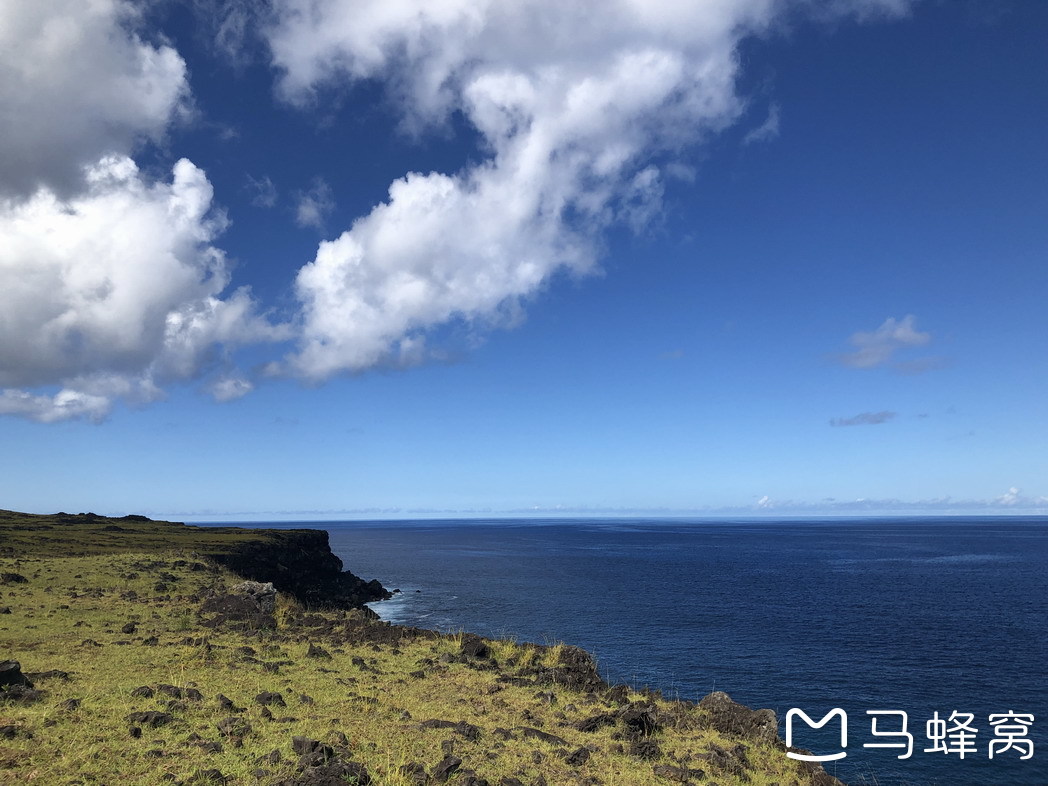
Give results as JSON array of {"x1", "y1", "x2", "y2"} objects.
[
  {"x1": 268, "y1": 0, "x2": 913, "y2": 379},
  {"x1": 0, "y1": 0, "x2": 918, "y2": 420},
  {"x1": 294, "y1": 178, "x2": 335, "y2": 230},
  {"x1": 192, "y1": 0, "x2": 258, "y2": 65},
  {"x1": 838, "y1": 315, "x2": 931, "y2": 369},
  {"x1": 0, "y1": 0, "x2": 190, "y2": 198},
  {"x1": 742, "y1": 102, "x2": 781, "y2": 145},
  {"x1": 207, "y1": 374, "x2": 255, "y2": 402},
  {"x1": 0, "y1": 155, "x2": 287, "y2": 422},
  {"x1": 0, "y1": 389, "x2": 112, "y2": 424},
  {"x1": 830, "y1": 410, "x2": 897, "y2": 427},
  {"x1": 995, "y1": 486, "x2": 1021, "y2": 506},
  {"x1": 246, "y1": 174, "x2": 278, "y2": 208}
]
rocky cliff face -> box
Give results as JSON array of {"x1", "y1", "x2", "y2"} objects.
[{"x1": 206, "y1": 528, "x2": 391, "y2": 609}]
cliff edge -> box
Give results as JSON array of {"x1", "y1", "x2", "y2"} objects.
[{"x1": 0, "y1": 508, "x2": 390, "y2": 609}]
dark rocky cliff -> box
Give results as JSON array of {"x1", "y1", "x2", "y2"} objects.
[
  {"x1": 0, "y1": 509, "x2": 391, "y2": 609},
  {"x1": 205, "y1": 528, "x2": 392, "y2": 609}
]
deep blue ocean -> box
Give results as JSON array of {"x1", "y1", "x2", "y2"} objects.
[{"x1": 218, "y1": 517, "x2": 1047, "y2": 785}]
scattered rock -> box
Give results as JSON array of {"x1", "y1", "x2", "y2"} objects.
[
  {"x1": 517, "y1": 727, "x2": 568, "y2": 747},
  {"x1": 400, "y1": 762, "x2": 428, "y2": 785},
  {"x1": 0, "y1": 662, "x2": 41, "y2": 704},
  {"x1": 275, "y1": 761, "x2": 372, "y2": 786},
  {"x1": 0, "y1": 661, "x2": 32, "y2": 689},
  {"x1": 256, "y1": 691, "x2": 286, "y2": 707},
  {"x1": 460, "y1": 634, "x2": 491, "y2": 659},
  {"x1": 420, "y1": 719, "x2": 482, "y2": 741},
  {"x1": 232, "y1": 581, "x2": 277, "y2": 612},
  {"x1": 576, "y1": 713, "x2": 616, "y2": 733},
  {"x1": 292, "y1": 736, "x2": 331, "y2": 757},
  {"x1": 217, "y1": 716, "x2": 251, "y2": 738},
  {"x1": 126, "y1": 711, "x2": 174, "y2": 728},
  {"x1": 701, "y1": 743, "x2": 745, "y2": 777},
  {"x1": 564, "y1": 747, "x2": 591, "y2": 766},
  {"x1": 653, "y1": 764, "x2": 706, "y2": 782},
  {"x1": 698, "y1": 691, "x2": 778, "y2": 744},
  {"x1": 0, "y1": 573, "x2": 27, "y2": 585},
  {"x1": 629, "y1": 738, "x2": 661, "y2": 760},
  {"x1": 199, "y1": 586, "x2": 277, "y2": 630},
  {"x1": 619, "y1": 701, "x2": 660, "y2": 738},
  {"x1": 431, "y1": 754, "x2": 462, "y2": 782},
  {"x1": 534, "y1": 646, "x2": 604, "y2": 693}
]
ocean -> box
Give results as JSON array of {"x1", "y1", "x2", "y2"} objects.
[{"x1": 225, "y1": 516, "x2": 1047, "y2": 785}]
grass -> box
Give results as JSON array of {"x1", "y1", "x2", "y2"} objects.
[{"x1": 0, "y1": 510, "x2": 835, "y2": 785}]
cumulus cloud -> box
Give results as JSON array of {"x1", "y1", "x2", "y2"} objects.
[
  {"x1": 0, "y1": 155, "x2": 286, "y2": 422},
  {"x1": 266, "y1": 0, "x2": 912, "y2": 380},
  {"x1": 294, "y1": 178, "x2": 335, "y2": 230},
  {"x1": 830, "y1": 410, "x2": 898, "y2": 427},
  {"x1": 0, "y1": 0, "x2": 190, "y2": 198},
  {"x1": 0, "y1": 389, "x2": 112, "y2": 424},
  {"x1": 837, "y1": 315, "x2": 931, "y2": 369},
  {"x1": 0, "y1": 0, "x2": 917, "y2": 421}
]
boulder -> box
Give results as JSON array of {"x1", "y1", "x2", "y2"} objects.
[
  {"x1": 0, "y1": 661, "x2": 32, "y2": 689},
  {"x1": 231, "y1": 581, "x2": 277, "y2": 613},
  {"x1": 698, "y1": 691, "x2": 778, "y2": 743}
]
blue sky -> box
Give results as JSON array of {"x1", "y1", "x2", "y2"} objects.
[{"x1": 1, "y1": 0, "x2": 1045, "y2": 518}]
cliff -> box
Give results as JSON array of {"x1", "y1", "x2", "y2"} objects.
[
  {"x1": 206, "y1": 527, "x2": 391, "y2": 608},
  {"x1": 0, "y1": 508, "x2": 390, "y2": 609}
]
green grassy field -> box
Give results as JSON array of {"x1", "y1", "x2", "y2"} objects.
[{"x1": 0, "y1": 510, "x2": 835, "y2": 785}]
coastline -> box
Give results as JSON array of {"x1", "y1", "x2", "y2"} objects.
[{"x1": 0, "y1": 508, "x2": 845, "y2": 785}]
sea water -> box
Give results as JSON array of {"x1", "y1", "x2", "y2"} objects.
[{"x1": 232, "y1": 517, "x2": 1047, "y2": 785}]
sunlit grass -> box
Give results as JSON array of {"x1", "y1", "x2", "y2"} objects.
[{"x1": 0, "y1": 514, "x2": 830, "y2": 785}]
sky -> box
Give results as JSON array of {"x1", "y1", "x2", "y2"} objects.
[{"x1": 1, "y1": 0, "x2": 1046, "y2": 519}]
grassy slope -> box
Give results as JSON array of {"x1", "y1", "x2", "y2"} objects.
[
  {"x1": 0, "y1": 510, "x2": 830, "y2": 785},
  {"x1": 0, "y1": 509, "x2": 301, "y2": 559}
]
